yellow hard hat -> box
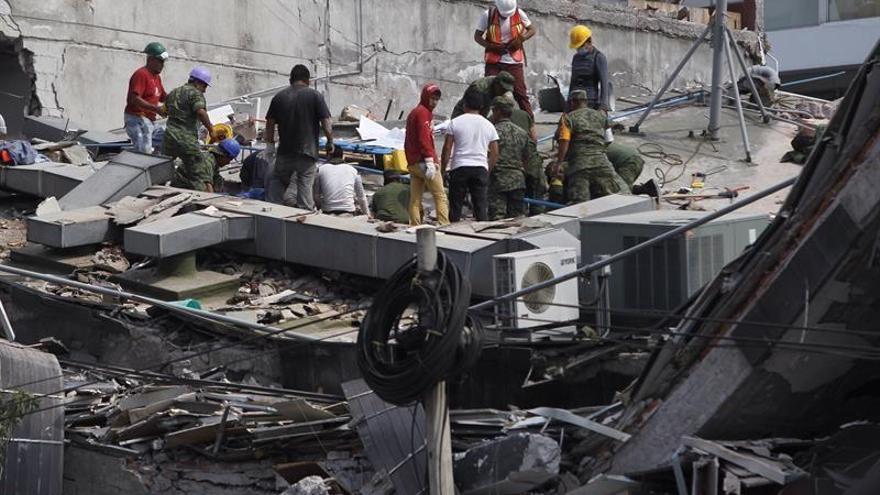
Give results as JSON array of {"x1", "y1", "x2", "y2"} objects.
[{"x1": 569, "y1": 25, "x2": 592, "y2": 50}]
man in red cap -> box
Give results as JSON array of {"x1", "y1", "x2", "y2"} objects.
[{"x1": 404, "y1": 84, "x2": 449, "y2": 226}]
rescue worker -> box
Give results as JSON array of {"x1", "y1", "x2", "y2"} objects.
[
  {"x1": 451, "y1": 71, "x2": 515, "y2": 119},
  {"x1": 605, "y1": 142, "x2": 659, "y2": 197},
  {"x1": 124, "y1": 42, "x2": 168, "y2": 154},
  {"x1": 605, "y1": 142, "x2": 643, "y2": 189},
  {"x1": 568, "y1": 25, "x2": 610, "y2": 111},
  {"x1": 490, "y1": 95, "x2": 547, "y2": 215},
  {"x1": 488, "y1": 96, "x2": 530, "y2": 219},
  {"x1": 163, "y1": 67, "x2": 218, "y2": 187},
  {"x1": 372, "y1": 171, "x2": 411, "y2": 224},
  {"x1": 552, "y1": 90, "x2": 629, "y2": 204},
  {"x1": 474, "y1": 0, "x2": 537, "y2": 117},
  {"x1": 172, "y1": 138, "x2": 239, "y2": 192},
  {"x1": 404, "y1": 83, "x2": 450, "y2": 226}
]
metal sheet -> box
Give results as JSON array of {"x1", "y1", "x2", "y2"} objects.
[
  {"x1": 58, "y1": 151, "x2": 173, "y2": 210},
  {"x1": 342, "y1": 379, "x2": 427, "y2": 495},
  {"x1": 26, "y1": 206, "x2": 115, "y2": 248},
  {"x1": 0, "y1": 341, "x2": 64, "y2": 495}
]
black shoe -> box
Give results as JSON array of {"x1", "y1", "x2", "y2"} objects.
[{"x1": 632, "y1": 179, "x2": 659, "y2": 198}]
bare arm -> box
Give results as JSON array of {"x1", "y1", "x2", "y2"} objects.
[
  {"x1": 555, "y1": 140, "x2": 570, "y2": 171},
  {"x1": 529, "y1": 123, "x2": 538, "y2": 142},
  {"x1": 321, "y1": 117, "x2": 335, "y2": 154},
  {"x1": 354, "y1": 175, "x2": 370, "y2": 217},
  {"x1": 264, "y1": 118, "x2": 276, "y2": 144},
  {"x1": 196, "y1": 108, "x2": 214, "y2": 134},
  {"x1": 521, "y1": 24, "x2": 537, "y2": 42},
  {"x1": 488, "y1": 141, "x2": 499, "y2": 171},
  {"x1": 441, "y1": 134, "x2": 454, "y2": 175},
  {"x1": 474, "y1": 30, "x2": 505, "y2": 53},
  {"x1": 127, "y1": 93, "x2": 161, "y2": 114}
]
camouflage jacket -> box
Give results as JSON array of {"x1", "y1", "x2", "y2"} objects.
[
  {"x1": 164, "y1": 83, "x2": 206, "y2": 150},
  {"x1": 491, "y1": 120, "x2": 529, "y2": 192},
  {"x1": 560, "y1": 107, "x2": 608, "y2": 155},
  {"x1": 451, "y1": 76, "x2": 496, "y2": 118}
]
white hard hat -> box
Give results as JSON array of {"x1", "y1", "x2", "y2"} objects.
[{"x1": 495, "y1": 0, "x2": 517, "y2": 17}]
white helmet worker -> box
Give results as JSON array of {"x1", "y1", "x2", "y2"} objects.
[{"x1": 495, "y1": 0, "x2": 517, "y2": 17}]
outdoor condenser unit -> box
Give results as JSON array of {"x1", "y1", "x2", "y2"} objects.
[
  {"x1": 580, "y1": 210, "x2": 770, "y2": 311},
  {"x1": 493, "y1": 247, "x2": 580, "y2": 330}
]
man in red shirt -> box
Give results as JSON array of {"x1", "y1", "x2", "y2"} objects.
[
  {"x1": 124, "y1": 42, "x2": 168, "y2": 154},
  {"x1": 404, "y1": 84, "x2": 449, "y2": 226}
]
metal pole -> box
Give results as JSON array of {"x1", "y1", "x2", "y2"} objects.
[
  {"x1": 416, "y1": 226, "x2": 454, "y2": 495},
  {"x1": 723, "y1": 30, "x2": 753, "y2": 162},
  {"x1": 725, "y1": 25, "x2": 772, "y2": 124},
  {"x1": 707, "y1": 0, "x2": 728, "y2": 140},
  {"x1": 0, "y1": 264, "x2": 322, "y2": 342},
  {"x1": 595, "y1": 255, "x2": 612, "y2": 338},
  {"x1": 0, "y1": 299, "x2": 14, "y2": 341},
  {"x1": 470, "y1": 175, "x2": 798, "y2": 312},
  {"x1": 629, "y1": 23, "x2": 713, "y2": 133}
]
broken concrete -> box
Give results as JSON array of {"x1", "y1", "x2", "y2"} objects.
[{"x1": 454, "y1": 433, "x2": 561, "y2": 495}]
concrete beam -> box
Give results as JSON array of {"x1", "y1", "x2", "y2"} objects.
[
  {"x1": 124, "y1": 211, "x2": 254, "y2": 258},
  {"x1": 27, "y1": 206, "x2": 114, "y2": 248},
  {"x1": 58, "y1": 151, "x2": 173, "y2": 210}
]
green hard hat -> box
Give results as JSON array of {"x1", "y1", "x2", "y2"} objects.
[{"x1": 144, "y1": 42, "x2": 169, "y2": 60}]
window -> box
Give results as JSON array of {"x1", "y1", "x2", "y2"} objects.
[
  {"x1": 828, "y1": 0, "x2": 880, "y2": 21},
  {"x1": 766, "y1": 0, "x2": 821, "y2": 29}
]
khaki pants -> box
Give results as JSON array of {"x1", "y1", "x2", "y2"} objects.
[{"x1": 408, "y1": 162, "x2": 450, "y2": 226}]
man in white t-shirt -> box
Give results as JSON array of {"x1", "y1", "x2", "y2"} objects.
[
  {"x1": 441, "y1": 88, "x2": 500, "y2": 222},
  {"x1": 474, "y1": 0, "x2": 537, "y2": 117},
  {"x1": 314, "y1": 162, "x2": 371, "y2": 217}
]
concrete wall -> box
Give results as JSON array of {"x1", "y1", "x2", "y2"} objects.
[{"x1": 0, "y1": 0, "x2": 761, "y2": 134}]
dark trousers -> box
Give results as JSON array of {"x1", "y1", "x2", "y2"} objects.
[
  {"x1": 449, "y1": 167, "x2": 489, "y2": 222},
  {"x1": 485, "y1": 62, "x2": 533, "y2": 118}
]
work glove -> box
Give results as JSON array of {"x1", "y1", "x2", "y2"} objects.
[
  {"x1": 507, "y1": 36, "x2": 523, "y2": 52},
  {"x1": 421, "y1": 158, "x2": 437, "y2": 181}
]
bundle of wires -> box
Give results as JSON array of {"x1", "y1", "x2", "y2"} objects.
[{"x1": 357, "y1": 252, "x2": 482, "y2": 405}]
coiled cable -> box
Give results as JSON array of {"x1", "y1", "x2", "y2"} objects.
[{"x1": 357, "y1": 252, "x2": 482, "y2": 405}]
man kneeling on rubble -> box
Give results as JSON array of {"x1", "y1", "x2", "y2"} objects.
[
  {"x1": 171, "y1": 138, "x2": 240, "y2": 193},
  {"x1": 314, "y1": 161, "x2": 371, "y2": 217}
]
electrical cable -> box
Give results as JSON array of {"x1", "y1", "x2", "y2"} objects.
[{"x1": 357, "y1": 253, "x2": 482, "y2": 406}]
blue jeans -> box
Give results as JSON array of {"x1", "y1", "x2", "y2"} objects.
[{"x1": 124, "y1": 113, "x2": 155, "y2": 154}]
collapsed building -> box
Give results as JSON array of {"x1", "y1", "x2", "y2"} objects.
[{"x1": 0, "y1": 0, "x2": 878, "y2": 494}]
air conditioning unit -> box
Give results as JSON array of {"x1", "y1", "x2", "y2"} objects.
[
  {"x1": 493, "y1": 247, "x2": 580, "y2": 331},
  {"x1": 580, "y1": 210, "x2": 770, "y2": 311}
]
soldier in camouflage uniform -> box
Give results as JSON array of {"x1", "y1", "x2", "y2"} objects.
[
  {"x1": 552, "y1": 90, "x2": 629, "y2": 204},
  {"x1": 163, "y1": 67, "x2": 218, "y2": 190},
  {"x1": 490, "y1": 94, "x2": 548, "y2": 215},
  {"x1": 451, "y1": 71, "x2": 515, "y2": 118},
  {"x1": 605, "y1": 142, "x2": 644, "y2": 188},
  {"x1": 488, "y1": 96, "x2": 530, "y2": 219},
  {"x1": 172, "y1": 138, "x2": 239, "y2": 192}
]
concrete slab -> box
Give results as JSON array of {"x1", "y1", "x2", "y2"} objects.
[
  {"x1": 286, "y1": 214, "x2": 379, "y2": 277},
  {"x1": 1, "y1": 162, "x2": 103, "y2": 199},
  {"x1": 58, "y1": 151, "x2": 174, "y2": 210},
  {"x1": 111, "y1": 268, "x2": 241, "y2": 301},
  {"x1": 9, "y1": 244, "x2": 100, "y2": 274},
  {"x1": 123, "y1": 211, "x2": 254, "y2": 258},
  {"x1": 26, "y1": 206, "x2": 115, "y2": 248}
]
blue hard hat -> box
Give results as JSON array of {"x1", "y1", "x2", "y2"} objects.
[
  {"x1": 217, "y1": 138, "x2": 240, "y2": 158},
  {"x1": 189, "y1": 66, "x2": 212, "y2": 86}
]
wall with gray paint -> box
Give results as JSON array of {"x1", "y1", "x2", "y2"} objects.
[{"x1": 0, "y1": 0, "x2": 760, "y2": 133}]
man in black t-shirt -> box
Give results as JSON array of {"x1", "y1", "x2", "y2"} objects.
[{"x1": 264, "y1": 65, "x2": 335, "y2": 209}]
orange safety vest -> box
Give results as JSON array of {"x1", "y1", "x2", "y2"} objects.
[{"x1": 484, "y1": 8, "x2": 525, "y2": 64}]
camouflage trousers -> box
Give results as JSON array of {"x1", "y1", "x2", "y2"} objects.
[
  {"x1": 164, "y1": 134, "x2": 212, "y2": 191},
  {"x1": 488, "y1": 188, "x2": 526, "y2": 220},
  {"x1": 564, "y1": 153, "x2": 630, "y2": 204},
  {"x1": 605, "y1": 142, "x2": 644, "y2": 188},
  {"x1": 524, "y1": 141, "x2": 548, "y2": 214}
]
